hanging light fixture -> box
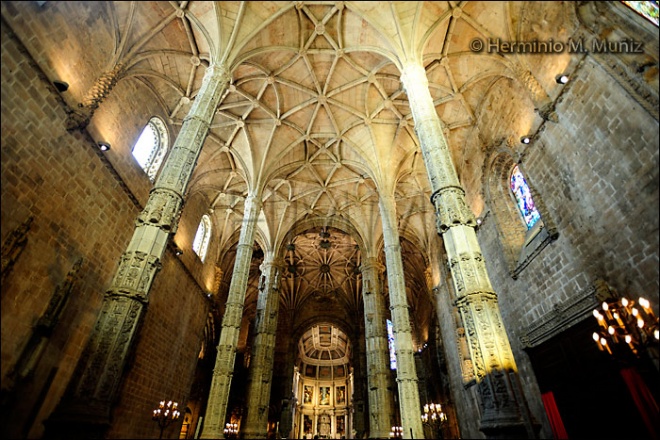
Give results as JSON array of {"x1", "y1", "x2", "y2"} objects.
[
  {"x1": 389, "y1": 426, "x2": 403, "y2": 438},
  {"x1": 422, "y1": 403, "x2": 448, "y2": 439},
  {"x1": 152, "y1": 400, "x2": 180, "y2": 439},
  {"x1": 592, "y1": 295, "x2": 659, "y2": 356}
]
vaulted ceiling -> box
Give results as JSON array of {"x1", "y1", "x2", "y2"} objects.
[{"x1": 2, "y1": 1, "x2": 577, "y2": 345}]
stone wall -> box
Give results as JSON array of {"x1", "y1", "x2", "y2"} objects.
[
  {"x1": 476, "y1": 54, "x2": 658, "y2": 440},
  {"x1": 1, "y1": 17, "x2": 211, "y2": 439}
]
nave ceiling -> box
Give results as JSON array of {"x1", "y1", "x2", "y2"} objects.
[{"x1": 1, "y1": 1, "x2": 578, "y2": 343}]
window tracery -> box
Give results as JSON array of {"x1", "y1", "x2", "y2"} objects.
[{"x1": 132, "y1": 116, "x2": 169, "y2": 181}]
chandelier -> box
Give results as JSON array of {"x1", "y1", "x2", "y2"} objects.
[
  {"x1": 422, "y1": 403, "x2": 448, "y2": 439},
  {"x1": 224, "y1": 422, "x2": 239, "y2": 439},
  {"x1": 152, "y1": 400, "x2": 180, "y2": 439},
  {"x1": 592, "y1": 295, "x2": 659, "y2": 356},
  {"x1": 389, "y1": 426, "x2": 403, "y2": 438}
]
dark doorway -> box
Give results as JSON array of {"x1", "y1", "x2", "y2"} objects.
[{"x1": 527, "y1": 318, "x2": 657, "y2": 440}]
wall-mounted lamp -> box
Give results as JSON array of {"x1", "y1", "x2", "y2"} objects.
[
  {"x1": 556, "y1": 74, "x2": 569, "y2": 84},
  {"x1": 98, "y1": 142, "x2": 111, "y2": 151},
  {"x1": 475, "y1": 211, "x2": 490, "y2": 231},
  {"x1": 53, "y1": 80, "x2": 69, "y2": 92},
  {"x1": 520, "y1": 136, "x2": 531, "y2": 144}
]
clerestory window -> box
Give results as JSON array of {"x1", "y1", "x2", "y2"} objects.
[
  {"x1": 192, "y1": 214, "x2": 212, "y2": 262},
  {"x1": 510, "y1": 164, "x2": 541, "y2": 229},
  {"x1": 132, "y1": 116, "x2": 169, "y2": 181}
]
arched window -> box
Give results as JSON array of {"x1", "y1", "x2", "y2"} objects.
[
  {"x1": 132, "y1": 116, "x2": 169, "y2": 181},
  {"x1": 621, "y1": 1, "x2": 659, "y2": 26},
  {"x1": 386, "y1": 319, "x2": 397, "y2": 370},
  {"x1": 192, "y1": 214, "x2": 212, "y2": 262},
  {"x1": 486, "y1": 151, "x2": 558, "y2": 278},
  {"x1": 510, "y1": 164, "x2": 541, "y2": 229}
]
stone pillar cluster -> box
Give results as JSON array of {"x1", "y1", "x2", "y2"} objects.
[
  {"x1": 378, "y1": 193, "x2": 425, "y2": 440},
  {"x1": 242, "y1": 257, "x2": 285, "y2": 439},
  {"x1": 201, "y1": 193, "x2": 262, "y2": 439},
  {"x1": 401, "y1": 62, "x2": 528, "y2": 438},
  {"x1": 46, "y1": 64, "x2": 230, "y2": 438},
  {"x1": 360, "y1": 257, "x2": 395, "y2": 438}
]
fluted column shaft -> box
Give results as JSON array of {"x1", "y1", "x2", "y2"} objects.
[
  {"x1": 201, "y1": 194, "x2": 262, "y2": 439},
  {"x1": 378, "y1": 194, "x2": 424, "y2": 440},
  {"x1": 401, "y1": 63, "x2": 526, "y2": 437},
  {"x1": 360, "y1": 257, "x2": 394, "y2": 438},
  {"x1": 243, "y1": 257, "x2": 285, "y2": 439},
  {"x1": 46, "y1": 64, "x2": 230, "y2": 436}
]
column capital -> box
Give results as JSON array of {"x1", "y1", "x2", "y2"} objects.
[
  {"x1": 360, "y1": 257, "x2": 385, "y2": 274},
  {"x1": 260, "y1": 256, "x2": 286, "y2": 273}
]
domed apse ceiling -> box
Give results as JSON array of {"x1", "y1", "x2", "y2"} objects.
[{"x1": 299, "y1": 323, "x2": 351, "y2": 365}]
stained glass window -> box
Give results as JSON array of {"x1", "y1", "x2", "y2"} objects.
[
  {"x1": 510, "y1": 165, "x2": 541, "y2": 229},
  {"x1": 193, "y1": 214, "x2": 212, "y2": 262},
  {"x1": 622, "y1": 1, "x2": 659, "y2": 26},
  {"x1": 387, "y1": 319, "x2": 396, "y2": 370},
  {"x1": 132, "y1": 116, "x2": 169, "y2": 181}
]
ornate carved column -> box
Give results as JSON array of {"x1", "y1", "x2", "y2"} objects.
[
  {"x1": 243, "y1": 256, "x2": 285, "y2": 439},
  {"x1": 201, "y1": 193, "x2": 262, "y2": 439},
  {"x1": 45, "y1": 64, "x2": 230, "y2": 439},
  {"x1": 360, "y1": 257, "x2": 394, "y2": 438},
  {"x1": 378, "y1": 193, "x2": 424, "y2": 440},
  {"x1": 275, "y1": 309, "x2": 297, "y2": 439},
  {"x1": 400, "y1": 63, "x2": 528, "y2": 438},
  {"x1": 350, "y1": 321, "x2": 368, "y2": 440}
]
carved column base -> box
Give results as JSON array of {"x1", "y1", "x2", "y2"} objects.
[
  {"x1": 241, "y1": 425, "x2": 268, "y2": 439},
  {"x1": 477, "y1": 371, "x2": 535, "y2": 440},
  {"x1": 278, "y1": 399, "x2": 293, "y2": 439},
  {"x1": 480, "y1": 419, "x2": 527, "y2": 440}
]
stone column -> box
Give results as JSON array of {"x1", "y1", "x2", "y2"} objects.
[
  {"x1": 400, "y1": 63, "x2": 528, "y2": 438},
  {"x1": 275, "y1": 310, "x2": 297, "y2": 439},
  {"x1": 378, "y1": 193, "x2": 424, "y2": 440},
  {"x1": 200, "y1": 193, "x2": 262, "y2": 439},
  {"x1": 350, "y1": 322, "x2": 368, "y2": 440},
  {"x1": 45, "y1": 64, "x2": 230, "y2": 438},
  {"x1": 242, "y1": 256, "x2": 284, "y2": 439},
  {"x1": 360, "y1": 257, "x2": 394, "y2": 438}
]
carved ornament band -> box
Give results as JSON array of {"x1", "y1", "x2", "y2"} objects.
[{"x1": 135, "y1": 188, "x2": 183, "y2": 232}]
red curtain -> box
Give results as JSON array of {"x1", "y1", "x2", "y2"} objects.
[
  {"x1": 620, "y1": 367, "x2": 660, "y2": 440},
  {"x1": 542, "y1": 391, "x2": 569, "y2": 439}
]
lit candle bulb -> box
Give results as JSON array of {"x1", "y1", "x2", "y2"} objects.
[
  {"x1": 624, "y1": 334, "x2": 637, "y2": 353},
  {"x1": 593, "y1": 310, "x2": 608, "y2": 329},
  {"x1": 654, "y1": 329, "x2": 659, "y2": 340},
  {"x1": 612, "y1": 312, "x2": 625, "y2": 327},
  {"x1": 601, "y1": 337, "x2": 612, "y2": 355},
  {"x1": 621, "y1": 297, "x2": 629, "y2": 307},
  {"x1": 638, "y1": 297, "x2": 656, "y2": 319}
]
